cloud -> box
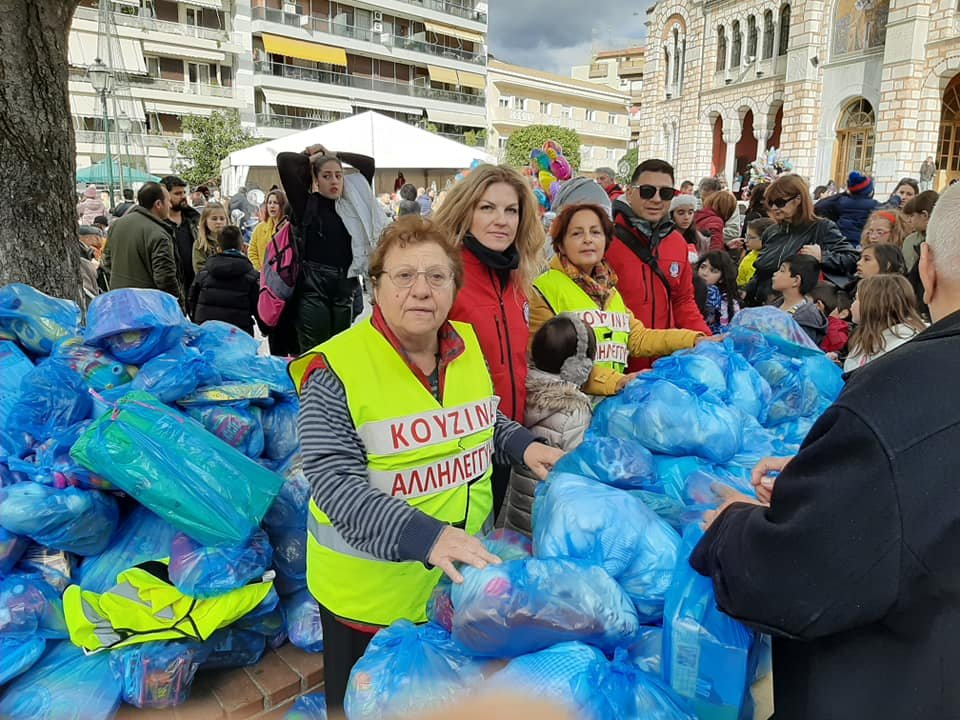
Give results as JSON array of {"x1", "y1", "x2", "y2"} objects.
[{"x1": 486, "y1": 0, "x2": 652, "y2": 75}]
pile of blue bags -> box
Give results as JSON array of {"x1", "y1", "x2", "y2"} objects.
[
  {"x1": 342, "y1": 308, "x2": 843, "y2": 720},
  {"x1": 0, "y1": 285, "x2": 324, "y2": 717}
]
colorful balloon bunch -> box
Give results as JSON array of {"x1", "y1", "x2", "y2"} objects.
[
  {"x1": 454, "y1": 158, "x2": 485, "y2": 184},
  {"x1": 526, "y1": 141, "x2": 573, "y2": 211}
]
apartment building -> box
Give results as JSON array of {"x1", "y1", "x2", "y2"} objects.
[
  {"x1": 68, "y1": 0, "x2": 488, "y2": 179},
  {"x1": 572, "y1": 47, "x2": 644, "y2": 146},
  {"x1": 486, "y1": 59, "x2": 631, "y2": 173}
]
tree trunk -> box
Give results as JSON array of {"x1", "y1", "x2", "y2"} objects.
[{"x1": 0, "y1": 0, "x2": 82, "y2": 300}]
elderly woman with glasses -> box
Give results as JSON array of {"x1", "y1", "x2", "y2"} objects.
[
  {"x1": 289, "y1": 215, "x2": 562, "y2": 712},
  {"x1": 743, "y1": 174, "x2": 858, "y2": 306}
]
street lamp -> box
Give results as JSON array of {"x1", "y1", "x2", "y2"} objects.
[
  {"x1": 88, "y1": 57, "x2": 116, "y2": 209},
  {"x1": 117, "y1": 111, "x2": 132, "y2": 197}
]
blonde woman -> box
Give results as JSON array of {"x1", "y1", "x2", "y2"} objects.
[
  {"x1": 192, "y1": 202, "x2": 228, "y2": 274},
  {"x1": 433, "y1": 165, "x2": 546, "y2": 516},
  {"x1": 248, "y1": 189, "x2": 287, "y2": 271}
]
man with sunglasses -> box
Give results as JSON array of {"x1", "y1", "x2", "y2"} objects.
[{"x1": 606, "y1": 159, "x2": 711, "y2": 371}]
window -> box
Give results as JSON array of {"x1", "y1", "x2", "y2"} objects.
[
  {"x1": 540, "y1": 100, "x2": 549, "y2": 113},
  {"x1": 609, "y1": 148, "x2": 618, "y2": 161},
  {"x1": 586, "y1": 109, "x2": 597, "y2": 122},
  {"x1": 498, "y1": 136, "x2": 508, "y2": 149},
  {"x1": 185, "y1": 7, "x2": 198, "y2": 25},
  {"x1": 672, "y1": 28, "x2": 681, "y2": 87},
  {"x1": 146, "y1": 56, "x2": 161, "y2": 79},
  {"x1": 835, "y1": 98, "x2": 876, "y2": 177},
  {"x1": 498, "y1": 96, "x2": 512, "y2": 109},
  {"x1": 763, "y1": 10, "x2": 775, "y2": 59},
  {"x1": 717, "y1": 26, "x2": 727, "y2": 72},
  {"x1": 747, "y1": 16, "x2": 758, "y2": 61},
  {"x1": 608, "y1": 113, "x2": 618, "y2": 125},
  {"x1": 731, "y1": 21, "x2": 742, "y2": 68},
  {"x1": 561, "y1": 105, "x2": 573, "y2": 119},
  {"x1": 779, "y1": 4, "x2": 791, "y2": 56}
]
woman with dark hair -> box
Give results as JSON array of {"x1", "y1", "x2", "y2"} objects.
[
  {"x1": 886, "y1": 178, "x2": 920, "y2": 208},
  {"x1": 695, "y1": 190, "x2": 738, "y2": 252},
  {"x1": 856, "y1": 243, "x2": 908, "y2": 280},
  {"x1": 529, "y1": 203, "x2": 707, "y2": 397},
  {"x1": 741, "y1": 183, "x2": 769, "y2": 235},
  {"x1": 743, "y1": 174, "x2": 858, "y2": 306},
  {"x1": 277, "y1": 143, "x2": 387, "y2": 352}
]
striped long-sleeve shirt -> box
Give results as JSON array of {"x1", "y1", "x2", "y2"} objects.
[{"x1": 298, "y1": 369, "x2": 536, "y2": 566}]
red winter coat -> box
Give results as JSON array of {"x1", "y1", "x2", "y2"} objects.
[
  {"x1": 820, "y1": 316, "x2": 850, "y2": 354},
  {"x1": 449, "y1": 247, "x2": 529, "y2": 422},
  {"x1": 605, "y1": 183, "x2": 625, "y2": 202},
  {"x1": 695, "y1": 207, "x2": 726, "y2": 251},
  {"x1": 607, "y1": 207, "x2": 711, "y2": 371}
]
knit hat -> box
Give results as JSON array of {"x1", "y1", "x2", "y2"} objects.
[
  {"x1": 670, "y1": 193, "x2": 696, "y2": 212},
  {"x1": 83, "y1": 185, "x2": 98, "y2": 199},
  {"x1": 847, "y1": 171, "x2": 874, "y2": 196},
  {"x1": 552, "y1": 177, "x2": 612, "y2": 218}
]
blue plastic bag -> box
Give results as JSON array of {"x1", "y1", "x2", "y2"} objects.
[
  {"x1": 663, "y1": 527, "x2": 754, "y2": 720},
  {"x1": 84, "y1": 288, "x2": 188, "y2": 364},
  {"x1": 262, "y1": 469, "x2": 309, "y2": 596},
  {"x1": 602, "y1": 649, "x2": 697, "y2": 720},
  {"x1": 7, "y1": 422, "x2": 111, "y2": 491},
  {"x1": 169, "y1": 529, "x2": 272, "y2": 599},
  {"x1": 199, "y1": 628, "x2": 266, "y2": 670},
  {"x1": 627, "y1": 626, "x2": 664, "y2": 674},
  {"x1": 0, "y1": 641, "x2": 122, "y2": 719},
  {"x1": 15, "y1": 547, "x2": 76, "y2": 593},
  {"x1": 688, "y1": 341, "x2": 773, "y2": 423},
  {"x1": 0, "y1": 483, "x2": 118, "y2": 556},
  {"x1": 552, "y1": 435, "x2": 656, "y2": 490},
  {"x1": 70, "y1": 391, "x2": 284, "y2": 547},
  {"x1": 0, "y1": 573, "x2": 67, "y2": 639},
  {"x1": 261, "y1": 399, "x2": 299, "y2": 461},
  {"x1": 184, "y1": 403, "x2": 265, "y2": 458},
  {"x1": 51, "y1": 338, "x2": 136, "y2": 391},
  {"x1": 533, "y1": 473, "x2": 680, "y2": 622},
  {"x1": 286, "y1": 693, "x2": 327, "y2": 720},
  {"x1": 729, "y1": 306, "x2": 821, "y2": 352},
  {"x1": 79, "y1": 506, "x2": 178, "y2": 593},
  {"x1": 0, "y1": 340, "x2": 33, "y2": 427},
  {"x1": 0, "y1": 635, "x2": 46, "y2": 685},
  {"x1": 0, "y1": 526, "x2": 28, "y2": 577},
  {"x1": 188, "y1": 319, "x2": 260, "y2": 364},
  {"x1": 345, "y1": 620, "x2": 483, "y2": 720},
  {"x1": 5, "y1": 359, "x2": 92, "y2": 438},
  {"x1": 450, "y1": 556, "x2": 639, "y2": 657},
  {"x1": 282, "y1": 588, "x2": 324, "y2": 653},
  {"x1": 754, "y1": 354, "x2": 822, "y2": 426},
  {"x1": 131, "y1": 343, "x2": 221, "y2": 403},
  {"x1": 219, "y1": 355, "x2": 297, "y2": 397},
  {"x1": 0, "y1": 284, "x2": 81, "y2": 355},
  {"x1": 234, "y1": 587, "x2": 286, "y2": 638},
  {"x1": 110, "y1": 640, "x2": 203, "y2": 708}
]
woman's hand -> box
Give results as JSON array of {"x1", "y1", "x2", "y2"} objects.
[
  {"x1": 304, "y1": 144, "x2": 329, "y2": 157},
  {"x1": 428, "y1": 526, "x2": 501, "y2": 583},
  {"x1": 751, "y1": 456, "x2": 792, "y2": 504},
  {"x1": 726, "y1": 237, "x2": 746, "y2": 252},
  {"x1": 799, "y1": 244, "x2": 822, "y2": 262},
  {"x1": 701, "y1": 483, "x2": 764, "y2": 530},
  {"x1": 523, "y1": 442, "x2": 564, "y2": 480},
  {"x1": 695, "y1": 334, "x2": 724, "y2": 344}
]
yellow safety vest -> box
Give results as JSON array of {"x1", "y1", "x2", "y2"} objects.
[
  {"x1": 533, "y1": 268, "x2": 631, "y2": 373},
  {"x1": 63, "y1": 559, "x2": 273, "y2": 652},
  {"x1": 289, "y1": 318, "x2": 495, "y2": 627}
]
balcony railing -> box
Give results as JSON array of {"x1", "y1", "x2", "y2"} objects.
[
  {"x1": 254, "y1": 59, "x2": 484, "y2": 106},
  {"x1": 491, "y1": 107, "x2": 630, "y2": 139},
  {"x1": 129, "y1": 75, "x2": 236, "y2": 98},
  {"x1": 74, "y1": 6, "x2": 232, "y2": 42},
  {"x1": 256, "y1": 112, "x2": 345, "y2": 131},
  {"x1": 618, "y1": 59, "x2": 645, "y2": 74},
  {"x1": 251, "y1": 7, "x2": 485, "y2": 65},
  {"x1": 391, "y1": 0, "x2": 487, "y2": 23},
  {"x1": 588, "y1": 63, "x2": 607, "y2": 78},
  {"x1": 75, "y1": 129, "x2": 181, "y2": 147}
]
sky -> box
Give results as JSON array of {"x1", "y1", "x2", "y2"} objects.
[{"x1": 486, "y1": 1, "x2": 652, "y2": 75}]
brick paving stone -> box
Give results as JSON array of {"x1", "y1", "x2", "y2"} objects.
[
  {"x1": 273, "y1": 644, "x2": 325, "y2": 691},
  {"x1": 209, "y1": 665, "x2": 265, "y2": 719},
  {"x1": 244, "y1": 650, "x2": 301, "y2": 709}
]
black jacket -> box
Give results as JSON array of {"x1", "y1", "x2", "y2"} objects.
[
  {"x1": 691, "y1": 309, "x2": 960, "y2": 719},
  {"x1": 744, "y1": 218, "x2": 858, "y2": 305},
  {"x1": 168, "y1": 205, "x2": 200, "y2": 294},
  {"x1": 814, "y1": 191, "x2": 878, "y2": 246},
  {"x1": 188, "y1": 249, "x2": 260, "y2": 334}
]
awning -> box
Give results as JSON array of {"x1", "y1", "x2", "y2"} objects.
[
  {"x1": 71, "y1": 94, "x2": 146, "y2": 122},
  {"x1": 174, "y1": 0, "x2": 223, "y2": 9},
  {"x1": 456, "y1": 70, "x2": 485, "y2": 89},
  {"x1": 353, "y1": 100, "x2": 422, "y2": 116},
  {"x1": 262, "y1": 88, "x2": 353, "y2": 114},
  {"x1": 261, "y1": 33, "x2": 347, "y2": 66},
  {"x1": 426, "y1": 108, "x2": 482, "y2": 126},
  {"x1": 68, "y1": 31, "x2": 97, "y2": 68},
  {"x1": 68, "y1": 31, "x2": 146, "y2": 74},
  {"x1": 144, "y1": 100, "x2": 213, "y2": 117},
  {"x1": 422, "y1": 21, "x2": 484, "y2": 44},
  {"x1": 143, "y1": 41, "x2": 224, "y2": 63},
  {"x1": 427, "y1": 65, "x2": 459, "y2": 85}
]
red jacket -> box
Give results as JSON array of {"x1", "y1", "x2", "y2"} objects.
[
  {"x1": 820, "y1": 316, "x2": 850, "y2": 354},
  {"x1": 607, "y1": 209, "x2": 711, "y2": 371},
  {"x1": 694, "y1": 207, "x2": 726, "y2": 251},
  {"x1": 449, "y1": 248, "x2": 528, "y2": 422},
  {"x1": 606, "y1": 183, "x2": 625, "y2": 202}
]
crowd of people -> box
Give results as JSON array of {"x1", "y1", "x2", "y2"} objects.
[{"x1": 73, "y1": 148, "x2": 960, "y2": 715}]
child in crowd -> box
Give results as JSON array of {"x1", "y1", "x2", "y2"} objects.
[
  {"x1": 856, "y1": 243, "x2": 907, "y2": 281},
  {"x1": 188, "y1": 225, "x2": 261, "y2": 335},
  {"x1": 771, "y1": 254, "x2": 827, "y2": 345},
  {"x1": 670, "y1": 194, "x2": 708, "y2": 263},
  {"x1": 193, "y1": 202, "x2": 228, "y2": 273},
  {"x1": 737, "y1": 217, "x2": 775, "y2": 288},
  {"x1": 500, "y1": 314, "x2": 595, "y2": 537},
  {"x1": 901, "y1": 190, "x2": 938, "y2": 271},
  {"x1": 844, "y1": 274, "x2": 926, "y2": 373},
  {"x1": 861, "y1": 209, "x2": 908, "y2": 248},
  {"x1": 809, "y1": 282, "x2": 852, "y2": 354},
  {"x1": 697, "y1": 251, "x2": 740, "y2": 334}
]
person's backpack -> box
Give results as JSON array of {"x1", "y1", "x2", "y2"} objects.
[{"x1": 258, "y1": 219, "x2": 298, "y2": 329}]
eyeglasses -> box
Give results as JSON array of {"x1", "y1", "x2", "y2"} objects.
[
  {"x1": 630, "y1": 184, "x2": 676, "y2": 201},
  {"x1": 378, "y1": 266, "x2": 455, "y2": 289},
  {"x1": 768, "y1": 195, "x2": 800, "y2": 209}
]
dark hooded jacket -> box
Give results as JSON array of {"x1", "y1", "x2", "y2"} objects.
[
  {"x1": 814, "y1": 191, "x2": 878, "y2": 246},
  {"x1": 188, "y1": 249, "x2": 260, "y2": 334}
]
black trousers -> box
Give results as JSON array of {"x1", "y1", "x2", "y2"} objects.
[
  {"x1": 318, "y1": 603, "x2": 373, "y2": 712},
  {"x1": 490, "y1": 462, "x2": 511, "y2": 520},
  {"x1": 294, "y1": 262, "x2": 358, "y2": 352}
]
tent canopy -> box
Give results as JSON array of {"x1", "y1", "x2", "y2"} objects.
[
  {"x1": 77, "y1": 159, "x2": 159, "y2": 185},
  {"x1": 221, "y1": 111, "x2": 492, "y2": 194}
]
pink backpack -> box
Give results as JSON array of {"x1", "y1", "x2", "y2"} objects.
[{"x1": 258, "y1": 219, "x2": 299, "y2": 329}]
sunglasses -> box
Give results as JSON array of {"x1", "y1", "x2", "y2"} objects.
[
  {"x1": 768, "y1": 195, "x2": 800, "y2": 209},
  {"x1": 631, "y1": 184, "x2": 676, "y2": 201}
]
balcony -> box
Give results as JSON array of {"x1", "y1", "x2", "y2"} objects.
[
  {"x1": 251, "y1": 8, "x2": 485, "y2": 65},
  {"x1": 713, "y1": 54, "x2": 787, "y2": 88},
  {"x1": 73, "y1": 6, "x2": 232, "y2": 43},
  {"x1": 618, "y1": 59, "x2": 645, "y2": 75},
  {"x1": 75, "y1": 129, "x2": 180, "y2": 147},
  {"x1": 256, "y1": 112, "x2": 345, "y2": 131},
  {"x1": 392, "y1": 0, "x2": 487, "y2": 23},
  {"x1": 126, "y1": 74, "x2": 235, "y2": 98},
  {"x1": 588, "y1": 63, "x2": 607, "y2": 79},
  {"x1": 254, "y1": 59, "x2": 484, "y2": 107},
  {"x1": 490, "y1": 106, "x2": 631, "y2": 141}
]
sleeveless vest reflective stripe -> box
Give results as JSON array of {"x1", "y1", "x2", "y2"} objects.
[
  {"x1": 533, "y1": 269, "x2": 631, "y2": 372},
  {"x1": 63, "y1": 559, "x2": 273, "y2": 652},
  {"x1": 290, "y1": 318, "x2": 495, "y2": 627}
]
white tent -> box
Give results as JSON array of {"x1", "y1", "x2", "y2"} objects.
[{"x1": 221, "y1": 111, "x2": 494, "y2": 194}]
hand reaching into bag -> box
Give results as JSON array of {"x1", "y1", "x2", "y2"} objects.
[{"x1": 428, "y1": 526, "x2": 501, "y2": 584}]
